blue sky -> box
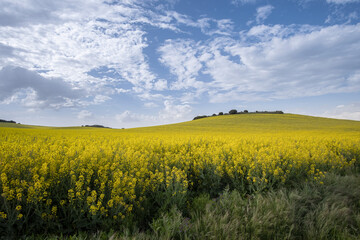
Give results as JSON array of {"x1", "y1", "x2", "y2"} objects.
[{"x1": 0, "y1": 0, "x2": 359, "y2": 128}]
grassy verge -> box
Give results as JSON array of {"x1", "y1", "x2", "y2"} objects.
[{"x1": 27, "y1": 172, "x2": 360, "y2": 240}]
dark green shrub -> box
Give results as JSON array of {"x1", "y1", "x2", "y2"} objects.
[{"x1": 229, "y1": 109, "x2": 237, "y2": 114}]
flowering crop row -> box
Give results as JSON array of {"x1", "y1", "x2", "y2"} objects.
[{"x1": 0, "y1": 119, "x2": 359, "y2": 234}]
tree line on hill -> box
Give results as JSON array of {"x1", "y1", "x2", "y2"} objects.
[
  {"x1": 193, "y1": 109, "x2": 284, "y2": 120},
  {"x1": 0, "y1": 119, "x2": 17, "y2": 124},
  {"x1": 81, "y1": 124, "x2": 111, "y2": 128}
]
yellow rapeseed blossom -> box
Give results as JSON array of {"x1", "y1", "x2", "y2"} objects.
[
  {"x1": 0, "y1": 212, "x2": 7, "y2": 219},
  {"x1": 0, "y1": 114, "x2": 359, "y2": 225}
]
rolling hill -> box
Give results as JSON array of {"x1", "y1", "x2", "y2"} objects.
[{"x1": 1, "y1": 114, "x2": 360, "y2": 135}]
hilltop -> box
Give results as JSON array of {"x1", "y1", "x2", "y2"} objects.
[
  {"x1": 0, "y1": 119, "x2": 17, "y2": 124},
  {"x1": 193, "y1": 109, "x2": 283, "y2": 120},
  {"x1": 133, "y1": 113, "x2": 360, "y2": 135},
  {"x1": 1, "y1": 114, "x2": 359, "y2": 134}
]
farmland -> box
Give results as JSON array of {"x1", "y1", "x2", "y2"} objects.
[{"x1": 0, "y1": 114, "x2": 360, "y2": 238}]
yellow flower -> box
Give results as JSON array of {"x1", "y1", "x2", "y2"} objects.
[
  {"x1": 16, "y1": 205, "x2": 22, "y2": 211},
  {"x1": 0, "y1": 212, "x2": 7, "y2": 219},
  {"x1": 51, "y1": 206, "x2": 57, "y2": 215}
]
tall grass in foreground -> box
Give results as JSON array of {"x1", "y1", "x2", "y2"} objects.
[{"x1": 33, "y1": 172, "x2": 360, "y2": 240}]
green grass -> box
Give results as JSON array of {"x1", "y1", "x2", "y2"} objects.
[
  {"x1": 2, "y1": 114, "x2": 360, "y2": 134},
  {"x1": 0, "y1": 122, "x2": 46, "y2": 129},
  {"x1": 156, "y1": 113, "x2": 360, "y2": 133},
  {"x1": 31, "y1": 172, "x2": 360, "y2": 240}
]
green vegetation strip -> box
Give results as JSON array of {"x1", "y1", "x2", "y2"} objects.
[{"x1": 29, "y1": 172, "x2": 360, "y2": 240}]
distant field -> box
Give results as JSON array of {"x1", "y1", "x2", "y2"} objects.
[
  {"x1": 132, "y1": 113, "x2": 360, "y2": 134},
  {"x1": 3, "y1": 113, "x2": 359, "y2": 133},
  {"x1": 1, "y1": 114, "x2": 359, "y2": 237}
]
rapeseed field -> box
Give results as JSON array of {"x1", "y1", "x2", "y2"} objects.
[{"x1": 0, "y1": 114, "x2": 359, "y2": 236}]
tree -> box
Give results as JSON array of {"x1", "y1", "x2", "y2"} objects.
[
  {"x1": 244, "y1": 110, "x2": 248, "y2": 113},
  {"x1": 193, "y1": 115, "x2": 207, "y2": 120},
  {"x1": 219, "y1": 112, "x2": 223, "y2": 115},
  {"x1": 229, "y1": 109, "x2": 237, "y2": 114}
]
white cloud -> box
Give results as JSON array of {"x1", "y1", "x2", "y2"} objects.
[
  {"x1": 209, "y1": 24, "x2": 360, "y2": 101},
  {"x1": 196, "y1": 18, "x2": 234, "y2": 36},
  {"x1": 246, "y1": 24, "x2": 318, "y2": 41},
  {"x1": 159, "y1": 100, "x2": 192, "y2": 121},
  {"x1": 153, "y1": 79, "x2": 168, "y2": 91},
  {"x1": 325, "y1": 10, "x2": 359, "y2": 24},
  {"x1": 161, "y1": 11, "x2": 234, "y2": 36},
  {"x1": 144, "y1": 102, "x2": 158, "y2": 108},
  {"x1": 158, "y1": 39, "x2": 204, "y2": 90},
  {"x1": 158, "y1": 24, "x2": 360, "y2": 103},
  {"x1": 0, "y1": 66, "x2": 84, "y2": 108},
  {"x1": 116, "y1": 110, "x2": 141, "y2": 123},
  {"x1": 326, "y1": 0, "x2": 360, "y2": 4},
  {"x1": 115, "y1": 88, "x2": 131, "y2": 93},
  {"x1": 115, "y1": 100, "x2": 192, "y2": 127},
  {"x1": 320, "y1": 103, "x2": 360, "y2": 120},
  {"x1": 256, "y1": 5, "x2": 274, "y2": 24},
  {"x1": 231, "y1": 0, "x2": 257, "y2": 6},
  {"x1": 0, "y1": 1, "x2": 159, "y2": 104},
  {"x1": 77, "y1": 110, "x2": 92, "y2": 119},
  {"x1": 93, "y1": 95, "x2": 111, "y2": 104},
  {"x1": 0, "y1": 0, "x2": 236, "y2": 113},
  {"x1": 1, "y1": 0, "x2": 360, "y2": 126}
]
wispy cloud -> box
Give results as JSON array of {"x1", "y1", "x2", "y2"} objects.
[
  {"x1": 158, "y1": 39, "x2": 204, "y2": 90},
  {"x1": 256, "y1": 5, "x2": 274, "y2": 24},
  {"x1": 231, "y1": 0, "x2": 257, "y2": 6},
  {"x1": 326, "y1": 0, "x2": 360, "y2": 4}
]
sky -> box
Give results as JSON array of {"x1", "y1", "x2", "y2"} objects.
[{"x1": 0, "y1": 0, "x2": 360, "y2": 128}]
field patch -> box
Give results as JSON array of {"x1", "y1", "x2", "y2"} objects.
[{"x1": 0, "y1": 114, "x2": 359, "y2": 236}]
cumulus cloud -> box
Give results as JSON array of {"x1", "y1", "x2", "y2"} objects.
[
  {"x1": 0, "y1": 0, "x2": 235, "y2": 113},
  {"x1": 211, "y1": 24, "x2": 360, "y2": 101},
  {"x1": 0, "y1": 66, "x2": 84, "y2": 108},
  {"x1": 115, "y1": 100, "x2": 192, "y2": 127},
  {"x1": 0, "y1": 20, "x2": 154, "y2": 88},
  {"x1": 256, "y1": 5, "x2": 274, "y2": 24},
  {"x1": 115, "y1": 110, "x2": 141, "y2": 123},
  {"x1": 320, "y1": 103, "x2": 360, "y2": 120},
  {"x1": 2, "y1": 0, "x2": 360, "y2": 126},
  {"x1": 153, "y1": 79, "x2": 168, "y2": 91},
  {"x1": 77, "y1": 110, "x2": 92, "y2": 119},
  {"x1": 159, "y1": 100, "x2": 192, "y2": 121},
  {"x1": 0, "y1": 1, "x2": 160, "y2": 103},
  {"x1": 158, "y1": 24, "x2": 360, "y2": 103}
]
